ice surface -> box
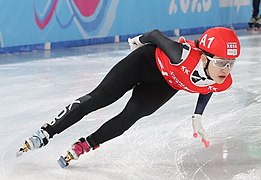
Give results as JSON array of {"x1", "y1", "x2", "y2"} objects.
[{"x1": 0, "y1": 31, "x2": 261, "y2": 180}]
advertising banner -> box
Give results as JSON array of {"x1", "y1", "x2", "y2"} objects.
[{"x1": 0, "y1": 0, "x2": 252, "y2": 53}]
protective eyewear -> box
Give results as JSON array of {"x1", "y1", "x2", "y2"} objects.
[{"x1": 206, "y1": 56, "x2": 235, "y2": 69}]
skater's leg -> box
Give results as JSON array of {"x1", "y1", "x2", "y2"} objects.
[
  {"x1": 88, "y1": 81, "x2": 178, "y2": 147},
  {"x1": 57, "y1": 45, "x2": 176, "y2": 163},
  {"x1": 252, "y1": 0, "x2": 260, "y2": 18},
  {"x1": 62, "y1": 81, "x2": 177, "y2": 162},
  {"x1": 248, "y1": 0, "x2": 260, "y2": 29},
  {"x1": 18, "y1": 45, "x2": 160, "y2": 155},
  {"x1": 43, "y1": 45, "x2": 158, "y2": 138}
]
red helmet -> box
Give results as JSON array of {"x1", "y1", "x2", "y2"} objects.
[{"x1": 198, "y1": 27, "x2": 240, "y2": 59}]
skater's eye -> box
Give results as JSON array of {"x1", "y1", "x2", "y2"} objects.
[{"x1": 206, "y1": 56, "x2": 235, "y2": 69}]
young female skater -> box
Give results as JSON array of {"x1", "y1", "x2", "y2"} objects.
[{"x1": 18, "y1": 27, "x2": 240, "y2": 166}]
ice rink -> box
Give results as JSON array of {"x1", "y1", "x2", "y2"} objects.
[{"x1": 0, "y1": 30, "x2": 261, "y2": 180}]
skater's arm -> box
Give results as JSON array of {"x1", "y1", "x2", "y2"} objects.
[
  {"x1": 192, "y1": 92, "x2": 213, "y2": 148},
  {"x1": 140, "y1": 29, "x2": 184, "y2": 64},
  {"x1": 194, "y1": 92, "x2": 213, "y2": 115}
]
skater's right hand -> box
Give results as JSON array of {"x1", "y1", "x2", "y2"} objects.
[
  {"x1": 192, "y1": 114, "x2": 209, "y2": 148},
  {"x1": 128, "y1": 35, "x2": 144, "y2": 50}
]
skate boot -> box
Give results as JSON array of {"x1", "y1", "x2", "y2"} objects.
[
  {"x1": 16, "y1": 126, "x2": 50, "y2": 157},
  {"x1": 248, "y1": 16, "x2": 260, "y2": 31},
  {"x1": 248, "y1": 16, "x2": 257, "y2": 30},
  {"x1": 57, "y1": 137, "x2": 99, "y2": 168}
]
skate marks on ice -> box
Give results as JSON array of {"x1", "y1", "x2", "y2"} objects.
[{"x1": 172, "y1": 103, "x2": 261, "y2": 179}]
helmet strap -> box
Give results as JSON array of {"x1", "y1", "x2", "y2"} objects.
[{"x1": 204, "y1": 59, "x2": 213, "y2": 80}]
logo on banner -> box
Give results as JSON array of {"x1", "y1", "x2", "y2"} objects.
[
  {"x1": 169, "y1": 0, "x2": 212, "y2": 14},
  {"x1": 169, "y1": 0, "x2": 250, "y2": 14},
  {"x1": 219, "y1": 0, "x2": 250, "y2": 13}
]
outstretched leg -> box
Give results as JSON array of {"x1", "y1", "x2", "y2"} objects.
[
  {"x1": 88, "y1": 81, "x2": 178, "y2": 147},
  {"x1": 43, "y1": 45, "x2": 159, "y2": 138},
  {"x1": 60, "y1": 79, "x2": 177, "y2": 165}
]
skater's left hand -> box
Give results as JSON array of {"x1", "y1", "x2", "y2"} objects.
[
  {"x1": 128, "y1": 35, "x2": 144, "y2": 50},
  {"x1": 192, "y1": 114, "x2": 209, "y2": 148}
]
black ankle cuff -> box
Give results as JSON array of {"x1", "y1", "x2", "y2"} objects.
[
  {"x1": 86, "y1": 135, "x2": 99, "y2": 148},
  {"x1": 41, "y1": 123, "x2": 54, "y2": 139}
]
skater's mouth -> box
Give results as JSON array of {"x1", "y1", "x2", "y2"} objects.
[
  {"x1": 219, "y1": 75, "x2": 226, "y2": 79},
  {"x1": 217, "y1": 75, "x2": 227, "y2": 83}
]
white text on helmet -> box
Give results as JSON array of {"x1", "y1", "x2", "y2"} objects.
[{"x1": 199, "y1": 34, "x2": 215, "y2": 48}]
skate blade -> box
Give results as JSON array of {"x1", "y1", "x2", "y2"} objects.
[
  {"x1": 57, "y1": 156, "x2": 69, "y2": 168},
  {"x1": 16, "y1": 141, "x2": 30, "y2": 157},
  {"x1": 16, "y1": 151, "x2": 24, "y2": 157},
  {"x1": 57, "y1": 152, "x2": 74, "y2": 168}
]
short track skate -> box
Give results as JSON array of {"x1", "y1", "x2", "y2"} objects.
[
  {"x1": 248, "y1": 22, "x2": 261, "y2": 31},
  {"x1": 57, "y1": 151, "x2": 75, "y2": 168}
]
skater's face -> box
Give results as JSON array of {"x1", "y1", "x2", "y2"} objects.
[{"x1": 201, "y1": 55, "x2": 235, "y2": 84}]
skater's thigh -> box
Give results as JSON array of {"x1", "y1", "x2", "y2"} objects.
[
  {"x1": 126, "y1": 82, "x2": 178, "y2": 117},
  {"x1": 89, "y1": 46, "x2": 156, "y2": 106}
]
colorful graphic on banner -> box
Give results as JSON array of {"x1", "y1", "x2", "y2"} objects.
[
  {"x1": 33, "y1": 0, "x2": 58, "y2": 29},
  {"x1": 33, "y1": 0, "x2": 119, "y2": 37}
]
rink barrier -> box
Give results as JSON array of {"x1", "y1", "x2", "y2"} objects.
[{"x1": 0, "y1": 23, "x2": 248, "y2": 54}]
